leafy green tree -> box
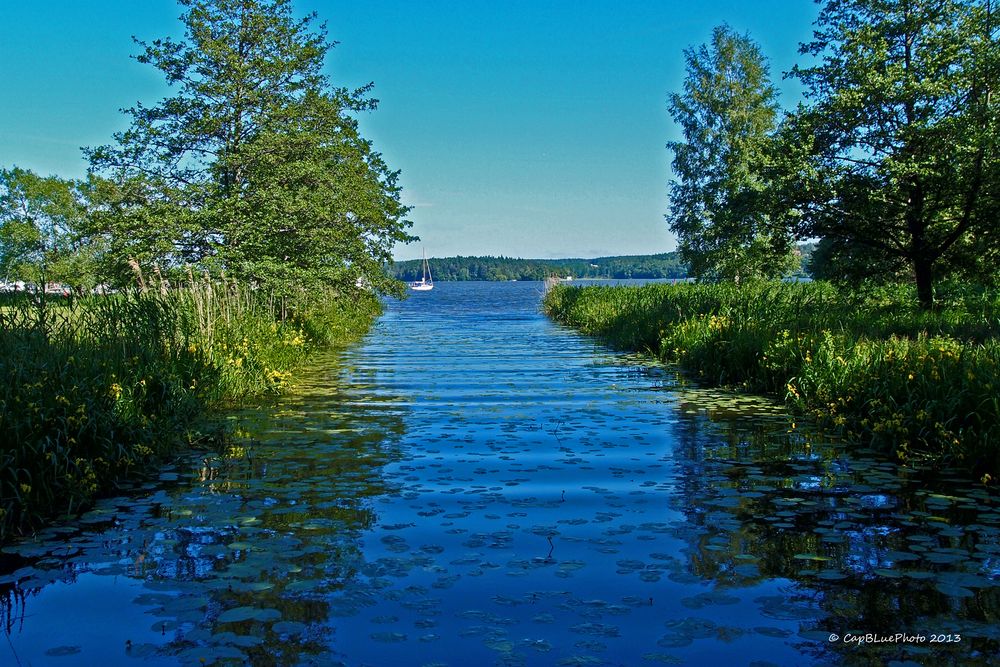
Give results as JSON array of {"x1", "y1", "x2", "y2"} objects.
[
  {"x1": 782, "y1": 0, "x2": 999, "y2": 308},
  {"x1": 87, "y1": 0, "x2": 412, "y2": 295},
  {"x1": 0, "y1": 167, "x2": 99, "y2": 290},
  {"x1": 81, "y1": 173, "x2": 196, "y2": 287},
  {"x1": 806, "y1": 236, "x2": 909, "y2": 284},
  {"x1": 666, "y1": 25, "x2": 794, "y2": 282}
]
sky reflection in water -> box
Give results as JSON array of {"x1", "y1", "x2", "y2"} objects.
[{"x1": 1, "y1": 281, "x2": 997, "y2": 666}]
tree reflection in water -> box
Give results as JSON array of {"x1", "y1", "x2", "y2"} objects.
[
  {"x1": 1, "y1": 282, "x2": 998, "y2": 667},
  {"x1": 669, "y1": 400, "x2": 1000, "y2": 666},
  {"x1": 0, "y1": 351, "x2": 407, "y2": 666}
]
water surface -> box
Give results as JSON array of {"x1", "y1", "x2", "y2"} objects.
[{"x1": 2, "y1": 281, "x2": 997, "y2": 666}]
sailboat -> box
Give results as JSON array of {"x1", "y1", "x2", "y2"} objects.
[{"x1": 409, "y1": 250, "x2": 434, "y2": 291}]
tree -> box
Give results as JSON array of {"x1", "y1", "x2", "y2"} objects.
[
  {"x1": 666, "y1": 25, "x2": 794, "y2": 282},
  {"x1": 0, "y1": 167, "x2": 99, "y2": 291},
  {"x1": 806, "y1": 236, "x2": 909, "y2": 283},
  {"x1": 782, "y1": 0, "x2": 999, "y2": 308},
  {"x1": 86, "y1": 0, "x2": 413, "y2": 295}
]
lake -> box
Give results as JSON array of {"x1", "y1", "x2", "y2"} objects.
[{"x1": 1, "y1": 281, "x2": 997, "y2": 666}]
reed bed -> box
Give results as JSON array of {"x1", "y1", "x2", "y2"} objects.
[
  {"x1": 0, "y1": 284, "x2": 380, "y2": 540},
  {"x1": 544, "y1": 281, "x2": 1000, "y2": 479}
]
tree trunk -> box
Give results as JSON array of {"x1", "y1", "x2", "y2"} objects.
[
  {"x1": 904, "y1": 173, "x2": 931, "y2": 309},
  {"x1": 913, "y1": 255, "x2": 934, "y2": 310}
]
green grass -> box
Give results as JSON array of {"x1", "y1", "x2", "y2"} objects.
[
  {"x1": 0, "y1": 284, "x2": 380, "y2": 541},
  {"x1": 543, "y1": 280, "x2": 1000, "y2": 479}
]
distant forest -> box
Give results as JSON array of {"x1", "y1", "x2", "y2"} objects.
[
  {"x1": 391, "y1": 247, "x2": 813, "y2": 282},
  {"x1": 390, "y1": 253, "x2": 686, "y2": 282}
]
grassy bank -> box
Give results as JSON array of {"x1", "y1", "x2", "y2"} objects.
[
  {"x1": 543, "y1": 281, "x2": 1000, "y2": 479},
  {"x1": 0, "y1": 284, "x2": 380, "y2": 540}
]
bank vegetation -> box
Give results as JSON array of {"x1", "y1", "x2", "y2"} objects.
[
  {"x1": 0, "y1": 0, "x2": 410, "y2": 540},
  {"x1": 545, "y1": 281, "x2": 1000, "y2": 480}
]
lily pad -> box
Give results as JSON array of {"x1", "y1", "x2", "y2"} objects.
[
  {"x1": 936, "y1": 584, "x2": 975, "y2": 598},
  {"x1": 217, "y1": 606, "x2": 281, "y2": 623}
]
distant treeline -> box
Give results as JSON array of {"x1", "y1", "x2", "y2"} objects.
[
  {"x1": 391, "y1": 247, "x2": 813, "y2": 282},
  {"x1": 390, "y1": 253, "x2": 686, "y2": 281}
]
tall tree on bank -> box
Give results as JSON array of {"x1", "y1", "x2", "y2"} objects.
[
  {"x1": 782, "y1": 0, "x2": 999, "y2": 308},
  {"x1": 86, "y1": 0, "x2": 413, "y2": 295},
  {"x1": 666, "y1": 25, "x2": 794, "y2": 282}
]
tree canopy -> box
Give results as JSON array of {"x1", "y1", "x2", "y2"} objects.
[
  {"x1": 666, "y1": 25, "x2": 795, "y2": 282},
  {"x1": 0, "y1": 167, "x2": 99, "y2": 290},
  {"x1": 86, "y1": 0, "x2": 413, "y2": 295},
  {"x1": 780, "y1": 0, "x2": 999, "y2": 307}
]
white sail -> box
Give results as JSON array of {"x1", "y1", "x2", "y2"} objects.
[{"x1": 409, "y1": 249, "x2": 434, "y2": 291}]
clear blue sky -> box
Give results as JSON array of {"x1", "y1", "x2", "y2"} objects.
[{"x1": 0, "y1": 1, "x2": 820, "y2": 260}]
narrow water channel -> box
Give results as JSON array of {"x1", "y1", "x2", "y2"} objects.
[{"x1": 1, "y1": 282, "x2": 997, "y2": 666}]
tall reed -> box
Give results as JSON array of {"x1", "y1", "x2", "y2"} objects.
[
  {"x1": 0, "y1": 284, "x2": 380, "y2": 540},
  {"x1": 544, "y1": 281, "x2": 1000, "y2": 478}
]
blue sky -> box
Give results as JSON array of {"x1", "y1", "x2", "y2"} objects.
[{"x1": 0, "y1": 1, "x2": 820, "y2": 260}]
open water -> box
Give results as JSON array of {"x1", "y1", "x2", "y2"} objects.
[{"x1": 1, "y1": 281, "x2": 997, "y2": 666}]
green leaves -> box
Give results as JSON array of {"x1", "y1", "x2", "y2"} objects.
[
  {"x1": 666, "y1": 26, "x2": 794, "y2": 283},
  {"x1": 783, "y1": 0, "x2": 1000, "y2": 307},
  {"x1": 86, "y1": 0, "x2": 413, "y2": 296},
  {"x1": 0, "y1": 167, "x2": 98, "y2": 289}
]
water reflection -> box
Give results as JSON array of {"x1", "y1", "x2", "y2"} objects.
[
  {"x1": 668, "y1": 394, "x2": 1000, "y2": 665},
  {"x1": 0, "y1": 282, "x2": 997, "y2": 667},
  {"x1": 1, "y1": 351, "x2": 408, "y2": 666}
]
